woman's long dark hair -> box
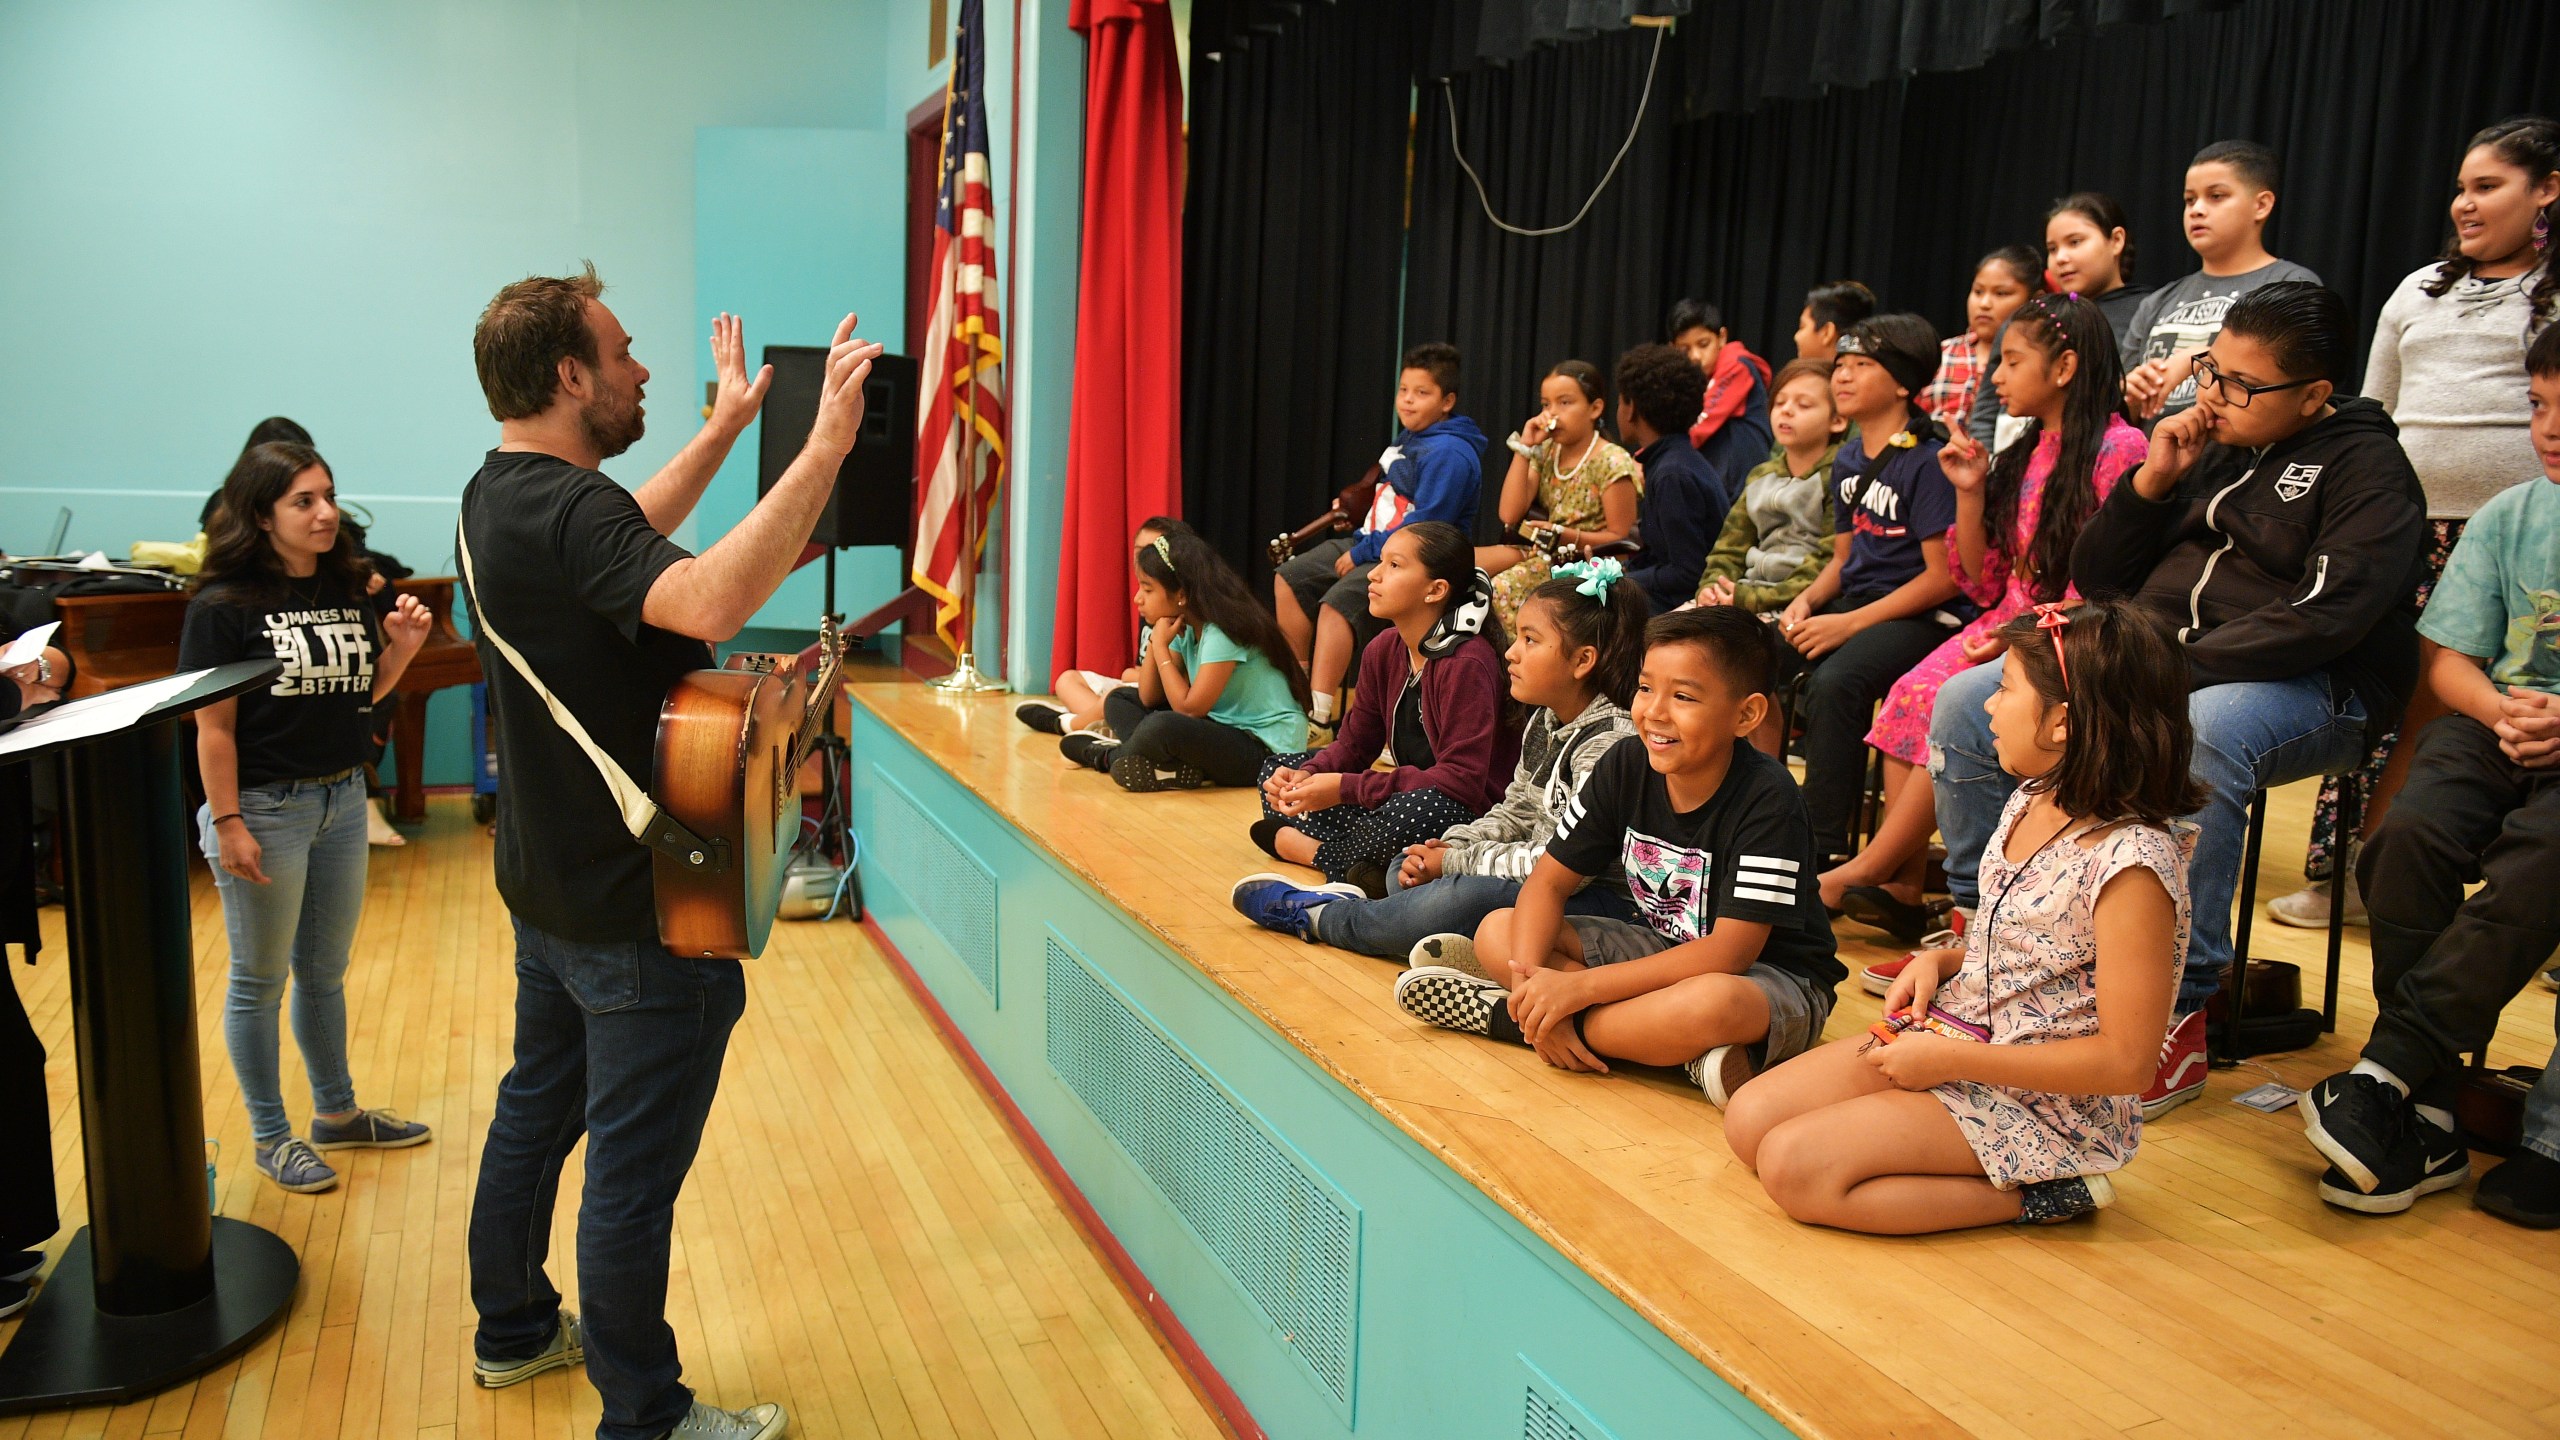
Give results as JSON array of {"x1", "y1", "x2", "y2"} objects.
[
  {"x1": 1982, "y1": 294, "x2": 2128, "y2": 604},
  {"x1": 2001, "y1": 600, "x2": 2204, "y2": 827},
  {"x1": 2422, "y1": 116, "x2": 2559, "y2": 330},
  {"x1": 1138, "y1": 531, "x2": 1310, "y2": 709},
  {"x1": 197, "y1": 441, "x2": 373, "y2": 604}
]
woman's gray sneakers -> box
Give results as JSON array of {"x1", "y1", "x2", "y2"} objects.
[
  {"x1": 474, "y1": 1312, "x2": 585, "y2": 1389},
  {"x1": 255, "y1": 1137, "x2": 338, "y2": 1194},
  {"x1": 308, "y1": 1107, "x2": 432, "y2": 1151}
]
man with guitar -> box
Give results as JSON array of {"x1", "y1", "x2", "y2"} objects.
[{"x1": 458, "y1": 265, "x2": 878, "y2": 1440}]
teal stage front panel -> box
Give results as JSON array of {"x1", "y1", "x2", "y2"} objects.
[{"x1": 845, "y1": 704, "x2": 1799, "y2": 1440}]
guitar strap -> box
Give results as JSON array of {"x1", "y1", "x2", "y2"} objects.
[{"x1": 455, "y1": 523, "x2": 726, "y2": 871}]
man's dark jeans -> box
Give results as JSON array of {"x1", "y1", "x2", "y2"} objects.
[{"x1": 470, "y1": 916, "x2": 746, "y2": 1440}]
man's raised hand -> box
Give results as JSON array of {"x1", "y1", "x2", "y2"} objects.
[
  {"x1": 809, "y1": 313, "x2": 886, "y2": 458},
  {"x1": 707, "y1": 313, "x2": 774, "y2": 438}
]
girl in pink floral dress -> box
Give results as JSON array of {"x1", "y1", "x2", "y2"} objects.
[
  {"x1": 1726, "y1": 599, "x2": 2201, "y2": 1232},
  {"x1": 1821, "y1": 294, "x2": 2150, "y2": 941}
]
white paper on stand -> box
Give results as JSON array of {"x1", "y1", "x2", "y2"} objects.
[
  {"x1": 0, "y1": 669, "x2": 218, "y2": 758},
  {"x1": 0, "y1": 622, "x2": 60, "y2": 669}
]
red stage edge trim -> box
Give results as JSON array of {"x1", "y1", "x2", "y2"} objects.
[{"x1": 858, "y1": 914, "x2": 1266, "y2": 1440}]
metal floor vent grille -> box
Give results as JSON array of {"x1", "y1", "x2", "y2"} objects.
[
  {"x1": 867, "y1": 765, "x2": 998, "y2": 1000},
  {"x1": 1044, "y1": 933, "x2": 1359, "y2": 1408},
  {"x1": 1522, "y1": 1359, "x2": 1620, "y2": 1440}
]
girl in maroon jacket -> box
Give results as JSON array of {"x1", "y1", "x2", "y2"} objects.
[{"x1": 1255, "y1": 521, "x2": 1524, "y2": 897}]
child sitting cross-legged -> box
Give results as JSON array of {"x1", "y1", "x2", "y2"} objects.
[
  {"x1": 1394, "y1": 607, "x2": 1844, "y2": 1106},
  {"x1": 1724, "y1": 599, "x2": 2201, "y2": 1232},
  {"x1": 1251, "y1": 521, "x2": 1523, "y2": 895},
  {"x1": 1062, "y1": 530, "x2": 1310, "y2": 790},
  {"x1": 1017, "y1": 515, "x2": 1190, "y2": 737},
  {"x1": 1229, "y1": 560, "x2": 1646, "y2": 958}
]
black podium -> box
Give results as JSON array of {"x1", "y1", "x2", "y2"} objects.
[{"x1": 0, "y1": 660, "x2": 300, "y2": 1414}]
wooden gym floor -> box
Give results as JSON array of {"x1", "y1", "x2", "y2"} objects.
[{"x1": 0, "y1": 796, "x2": 1233, "y2": 1440}]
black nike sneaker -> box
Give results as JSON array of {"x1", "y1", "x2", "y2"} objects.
[
  {"x1": 2313, "y1": 1122, "x2": 2470, "y2": 1215},
  {"x1": 2300, "y1": 1070, "x2": 2413, "y2": 1195}
]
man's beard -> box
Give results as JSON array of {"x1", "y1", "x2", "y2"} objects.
[{"x1": 580, "y1": 384, "x2": 646, "y2": 459}]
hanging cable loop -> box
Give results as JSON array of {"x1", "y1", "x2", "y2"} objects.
[{"x1": 1439, "y1": 20, "x2": 1670, "y2": 238}]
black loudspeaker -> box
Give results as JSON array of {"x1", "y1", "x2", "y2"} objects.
[{"x1": 757, "y1": 346, "x2": 919, "y2": 551}]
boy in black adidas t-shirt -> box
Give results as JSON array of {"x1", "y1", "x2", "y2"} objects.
[{"x1": 1396, "y1": 608, "x2": 1842, "y2": 1106}]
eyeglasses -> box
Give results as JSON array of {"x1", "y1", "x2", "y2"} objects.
[{"x1": 2191, "y1": 355, "x2": 2318, "y2": 409}]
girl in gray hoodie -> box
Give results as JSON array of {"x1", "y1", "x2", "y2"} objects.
[{"x1": 1232, "y1": 565, "x2": 1648, "y2": 961}]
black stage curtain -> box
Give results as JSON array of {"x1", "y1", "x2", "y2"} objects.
[
  {"x1": 1671, "y1": 0, "x2": 2244, "y2": 116},
  {"x1": 1180, "y1": 0, "x2": 1415, "y2": 578},
  {"x1": 1402, "y1": 26, "x2": 1686, "y2": 539},
  {"x1": 1422, "y1": 0, "x2": 2560, "y2": 431}
]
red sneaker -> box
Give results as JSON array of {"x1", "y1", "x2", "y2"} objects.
[
  {"x1": 1860, "y1": 917, "x2": 1966, "y2": 997},
  {"x1": 2139, "y1": 1010, "x2": 2208, "y2": 1119}
]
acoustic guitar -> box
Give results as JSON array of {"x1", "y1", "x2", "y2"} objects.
[
  {"x1": 1266, "y1": 464, "x2": 1383, "y2": 565},
  {"x1": 650, "y1": 616, "x2": 847, "y2": 959}
]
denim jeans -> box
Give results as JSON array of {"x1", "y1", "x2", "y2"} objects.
[
  {"x1": 199, "y1": 772, "x2": 368, "y2": 1146},
  {"x1": 469, "y1": 917, "x2": 746, "y2": 1440},
  {"x1": 2521, "y1": 1038, "x2": 2560, "y2": 1168},
  {"x1": 1931, "y1": 661, "x2": 2367, "y2": 1012},
  {"x1": 1309, "y1": 864, "x2": 1639, "y2": 959}
]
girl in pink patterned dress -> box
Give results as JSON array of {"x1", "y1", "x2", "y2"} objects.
[
  {"x1": 1821, "y1": 294, "x2": 2151, "y2": 942},
  {"x1": 1726, "y1": 599, "x2": 2201, "y2": 1231}
]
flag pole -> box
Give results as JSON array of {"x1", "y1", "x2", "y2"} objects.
[{"x1": 932, "y1": 336, "x2": 1005, "y2": 694}]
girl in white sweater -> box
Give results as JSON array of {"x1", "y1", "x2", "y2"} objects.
[{"x1": 2275, "y1": 114, "x2": 2560, "y2": 927}]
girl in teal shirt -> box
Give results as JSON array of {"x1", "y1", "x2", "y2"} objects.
[{"x1": 1065, "y1": 530, "x2": 1312, "y2": 790}]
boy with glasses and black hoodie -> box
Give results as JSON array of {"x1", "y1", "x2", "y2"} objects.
[{"x1": 1926, "y1": 282, "x2": 2427, "y2": 1120}]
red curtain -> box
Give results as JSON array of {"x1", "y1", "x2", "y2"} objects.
[{"x1": 1055, "y1": 0, "x2": 1183, "y2": 681}]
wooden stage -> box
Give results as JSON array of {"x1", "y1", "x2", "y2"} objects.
[{"x1": 844, "y1": 675, "x2": 2560, "y2": 1440}]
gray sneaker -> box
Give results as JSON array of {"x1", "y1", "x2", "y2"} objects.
[
  {"x1": 255, "y1": 1137, "x2": 338, "y2": 1194},
  {"x1": 309, "y1": 1107, "x2": 432, "y2": 1151},
  {"x1": 1406, "y1": 932, "x2": 1491, "y2": 980},
  {"x1": 665, "y1": 1401, "x2": 788, "y2": 1440},
  {"x1": 474, "y1": 1312, "x2": 585, "y2": 1389}
]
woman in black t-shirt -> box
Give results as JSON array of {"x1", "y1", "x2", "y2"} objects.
[{"x1": 181, "y1": 441, "x2": 433, "y2": 1196}]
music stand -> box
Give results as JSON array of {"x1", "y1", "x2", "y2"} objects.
[{"x1": 0, "y1": 659, "x2": 300, "y2": 1414}]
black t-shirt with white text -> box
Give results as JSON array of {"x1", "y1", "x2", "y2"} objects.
[
  {"x1": 1545, "y1": 737, "x2": 1844, "y2": 992},
  {"x1": 460, "y1": 449, "x2": 708, "y2": 943},
  {"x1": 179, "y1": 576, "x2": 379, "y2": 787}
]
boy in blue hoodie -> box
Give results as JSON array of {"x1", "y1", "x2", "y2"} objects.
[{"x1": 1276, "y1": 341, "x2": 1487, "y2": 725}]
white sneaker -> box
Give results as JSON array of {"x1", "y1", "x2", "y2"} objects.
[
  {"x1": 2268, "y1": 877, "x2": 2366, "y2": 929},
  {"x1": 1684, "y1": 1043, "x2": 1754, "y2": 1108},
  {"x1": 667, "y1": 1401, "x2": 788, "y2": 1440}
]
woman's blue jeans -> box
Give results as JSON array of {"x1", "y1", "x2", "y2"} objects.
[{"x1": 199, "y1": 772, "x2": 369, "y2": 1146}]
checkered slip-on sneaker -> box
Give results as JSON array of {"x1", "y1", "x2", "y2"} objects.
[{"x1": 1394, "y1": 966, "x2": 1506, "y2": 1036}]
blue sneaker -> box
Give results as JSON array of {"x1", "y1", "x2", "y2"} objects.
[
  {"x1": 255, "y1": 1137, "x2": 338, "y2": 1194},
  {"x1": 1229, "y1": 872, "x2": 1362, "y2": 942},
  {"x1": 309, "y1": 1107, "x2": 432, "y2": 1151}
]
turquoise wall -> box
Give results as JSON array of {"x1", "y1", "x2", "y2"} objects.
[{"x1": 0, "y1": 0, "x2": 1085, "y2": 776}]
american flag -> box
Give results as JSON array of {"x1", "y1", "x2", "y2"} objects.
[{"x1": 912, "y1": 0, "x2": 1009, "y2": 655}]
